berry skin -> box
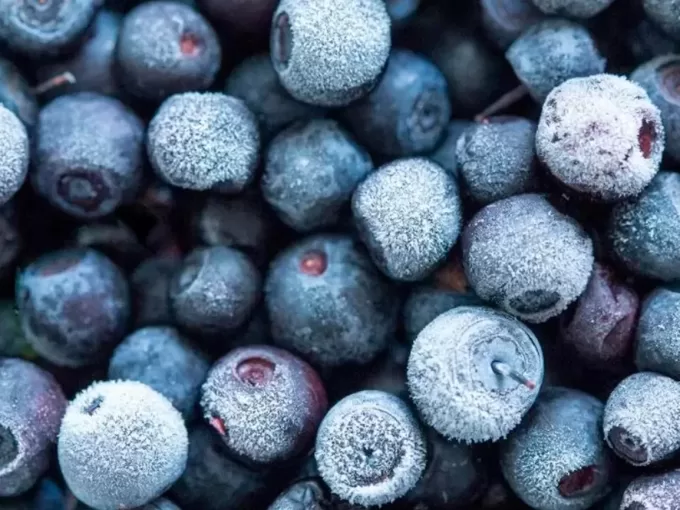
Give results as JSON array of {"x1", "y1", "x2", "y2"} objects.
[
  {"x1": 0, "y1": 358, "x2": 66, "y2": 497},
  {"x1": 268, "y1": 479, "x2": 331, "y2": 510},
  {"x1": 200, "y1": 345, "x2": 328, "y2": 465},
  {"x1": 148, "y1": 92, "x2": 260, "y2": 193},
  {"x1": 130, "y1": 255, "x2": 180, "y2": 328},
  {"x1": 643, "y1": 0, "x2": 680, "y2": 42},
  {"x1": 342, "y1": 49, "x2": 451, "y2": 158},
  {"x1": 270, "y1": 0, "x2": 391, "y2": 107},
  {"x1": 170, "y1": 246, "x2": 261, "y2": 338},
  {"x1": 117, "y1": 1, "x2": 221, "y2": 101},
  {"x1": 603, "y1": 372, "x2": 680, "y2": 466},
  {"x1": 620, "y1": 470, "x2": 680, "y2": 510},
  {"x1": 456, "y1": 116, "x2": 539, "y2": 204},
  {"x1": 536, "y1": 74, "x2": 664, "y2": 202},
  {"x1": 407, "y1": 306, "x2": 544, "y2": 443},
  {"x1": 500, "y1": 387, "x2": 614, "y2": 510},
  {"x1": 197, "y1": 0, "x2": 277, "y2": 36},
  {"x1": 16, "y1": 248, "x2": 130, "y2": 368},
  {"x1": 530, "y1": 0, "x2": 615, "y2": 18},
  {"x1": 608, "y1": 171, "x2": 680, "y2": 281},
  {"x1": 108, "y1": 326, "x2": 210, "y2": 421},
  {"x1": 33, "y1": 93, "x2": 145, "y2": 219},
  {"x1": 0, "y1": 105, "x2": 28, "y2": 207},
  {"x1": 315, "y1": 390, "x2": 426, "y2": 507},
  {"x1": 58, "y1": 381, "x2": 188, "y2": 510},
  {"x1": 352, "y1": 158, "x2": 462, "y2": 281},
  {"x1": 480, "y1": 0, "x2": 544, "y2": 50},
  {"x1": 507, "y1": 19, "x2": 606, "y2": 104},
  {"x1": 265, "y1": 234, "x2": 398, "y2": 369},
  {"x1": 430, "y1": 120, "x2": 472, "y2": 179},
  {"x1": 0, "y1": 58, "x2": 37, "y2": 131},
  {"x1": 636, "y1": 286, "x2": 680, "y2": 379},
  {"x1": 262, "y1": 119, "x2": 373, "y2": 232},
  {"x1": 462, "y1": 194, "x2": 594, "y2": 323}
]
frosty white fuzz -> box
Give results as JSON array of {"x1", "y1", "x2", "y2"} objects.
[{"x1": 0, "y1": 105, "x2": 28, "y2": 206}]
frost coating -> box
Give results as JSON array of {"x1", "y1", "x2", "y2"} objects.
[
  {"x1": 635, "y1": 286, "x2": 680, "y2": 380},
  {"x1": 621, "y1": 470, "x2": 680, "y2": 510},
  {"x1": 530, "y1": 0, "x2": 615, "y2": 18},
  {"x1": 352, "y1": 158, "x2": 462, "y2": 281},
  {"x1": 58, "y1": 380, "x2": 188, "y2": 510},
  {"x1": 407, "y1": 306, "x2": 543, "y2": 443},
  {"x1": 0, "y1": 105, "x2": 28, "y2": 206},
  {"x1": 315, "y1": 390, "x2": 426, "y2": 507},
  {"x1": 536, "y1": 74, "x2": 664, "y2": 201},
  {"x1": 271, "y1": 0, "x2": 391, "y2": 106},
  {"x1": 148, "y1": 92, "x2": 260, "y2": 193}
]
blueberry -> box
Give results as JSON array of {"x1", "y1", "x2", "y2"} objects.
[
  {"x1": 262, "y1": 119, "x2": 373, "y2": 232},
  {"x1": 147, "y1": 92, "x2": 260, "y2": 193},
  {"x1": 109, "y1": 326, "x2": 209, "y2": 421},
  {"x1": 643, "y1": 0, "x2": 680, "y2": 42},
  {"x1": 462, "y1": 194, "x2": 594, "y2": 322},
  {"x1": 480, "y1": 0, "x2": 544, "y2": 50},
  {"x1": 429, "y1": 120, "x2": 472, "y2": 178},
  {"x1": 270, "y1": 0, "x2": 391, "y2": 107},
  {"x1": 0, "y1": 358, "x2": 66, "y2": 497},
  {"x1": 315, "y1": 390, "x2": 426, "y2": 507},
  {"x1": 620, "y1": 470, "x2": 680, "y2": 510},
  {"x1": 342, "y1": 49, "x2": 451, "y2": 158},
  {"x1": 385, "y1": 0, "x2": 420, "y2": 27},
  {"x1": 117, "y1": 1, "x2": 221, "y2": 101},
  {"x1": 0, "y1": 105, "x2": 28, "y2": 207},
  {"x1": 604, "y1": 372, "x2": 680, "y2": 466},
  {"x1": 197, "y1": 0, "x2": 277, "y2": 36},
  {"x1": 536, "y1": 74, "x2": 664, "y2": 201},
  {"x1": 59, "y1": 380, "x2": 188, "y2": 510},
  {"x1": 265, "y1": 234, "x2": 398, "y2": 369},
  {"x1": 352, "y1": 158, "x2": 461, "y2": 281},
  {"x1": 627, "y1": 19, "x2": 679, "y2": 65},
  {"x1": 16, "y1": 248, "x2": 130, "y2": 368},
  {"x1": 267, "y1": 479, "x2": 329, "y2": 510},
  {"x1": 131, "y1": 255, "x2": 181, "y2": 328},
  {"x1": 33, "y1": 93, "x2": 144, "y2": 219},
  {"x1": 608, "y1": 172, "x2": 680, "y2": 281},
  {"x1": 225, "y1": 53, "x2": 324, "y2": 142},
  {"x1": 0, "y1": 58, "x2": 37, "y2": 131},
  {"x1": 530, "y1": 0, "x2": 615, "y2": 18},
  {"x1": 635, "y1": 286, "x2": 680, "y2": 379},
  {"x1": 0, "y1": 0, "x2": 99, "y2": 57},
  {"x1": 170, "y1": 246, "x2": 261, "y2": 337},
  {"x1": 500, "y1": 387, "x2": 613, "y2": 510},
  {"x1": 408, "y1": 306, "x2": 543, "y2": 442}
]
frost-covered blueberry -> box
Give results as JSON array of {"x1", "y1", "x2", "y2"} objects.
[
  {"x1": 315, "y1": 390, "x2": 426, "y2": 507},
  {"x1": 408, "y1": 306, "x2": 543, "y2": 443},
  {"x1": 530, "y1": 0, "x2": 615, "y2": 18},
  {"x1": 500, "y1": 387, "x2": 613, "y2": 510},
  {"x1": 170, "y1": 246, "x2": 261, "y2": 338},
  {"x1": 148, "y1": 92, "x2": 260, "y2": 193},
  {"x1": 58, "y1": 381, "x2": 188, "y2": 510},
  {"x1": 620, "y1": 470, "x2": 680, "y2": 510},
  {"x1": 608, "y1": 172, "x2": 680, "y2": 281},
  {"x1": 604, "y1": 372, "x2": 680, "y2": 466},
  {"x1": 0, "y1": 105, "x2": 28, "y2": 207},
  {"x1": 506, "y1": 19, "x2": 605, "y2": 104},
  {"x1": 262, "y1": 119, "x2": 372, "y2": 232},
  {"x1": 480, "y1": 0, "x2": 544, "y2": 50},
  {"x1": 0, "y1": 58, "x2": 37, "y2": 131},
  {"x1": 462, "y1": 194, "x2": 594, "y2": 323},
  {"x1": 536, "y1": 74, "x2": 664, "y2": 201},
  {"x1": 456, "y1": 117, "x2": 539, "y2": 204},
  {"x1": 0, "y1": 359, "x2": 66, "y2": 497},
  {"x1": 643, "y1": 0, "x2": 680, "y2": 42},
  {"x1": 200, "y1": 345, "x2": 327, "y2": 465},
  {"x1": 270, "y1": 0, "x2": 391, "y2": 107},
  {"x1": 131, "y1": 255, "x2": 180, "y2": 328},
  {"x1": 352, "y1": 158, "x2": 461, "y2": 281},
  {"x1": 16, "y1": 249, "x2": 130, "y2": 368},
  {"x1": 265, "y1": 234, "x2": 398, "y2": 369},
  {"x1": 636, "y1": 286, "x2": 680, "y2": 379},
  {"x1": 342, "y1": 49, "x2": 451, "y2": 158},
  {"x1": 430, "y1": 120, "x2": 472, "y2": 179}
]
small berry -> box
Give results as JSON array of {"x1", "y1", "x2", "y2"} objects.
[
  {"x1": 480, "y1": 0, "x2": 544, "y2": 50},
  {"x1": 0, "y1": 58, "x2": 37, "y2": 130},
  {"x1": 643, "y1": 0, "x2": 680, "y2": 42},
  {"x1": 530, "y1": 0, "x2": 615, "y2": 19},
  {"x1": 636, "y1": 285, "x2": 680, "y2": 379},
  {"x1": 620, "y1": 470, "x2": 680, "y2": 510}
]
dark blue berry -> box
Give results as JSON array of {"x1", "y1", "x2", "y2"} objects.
[
  {"x1": 131, "y1": 255, "x2": 180, "y2": 328},
  {"x1": 636, "y1": 286, "x2": 680, "y2": 380},
  {"x1": 196, "y1": 0, "x2": 277, "y2": 36},
  {"x1": 480, "y1": 0, "x2": 544, "y2": 50}
]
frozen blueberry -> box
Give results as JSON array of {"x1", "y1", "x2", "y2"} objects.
[
  {"x1": 59, "y1": 381, "x2": 188, "y2": 510},
  {"x1": 262, "y1": 119, "x2": 372, "y2": 232},
  {"x1": 270, "y1": 0, "x2": 391, "y2": 107},
  {"x1": 620, "y1": 470, "x2": 680, "y2": 510},
  {"x1": 225, "y1": 53, "x2": 324, "y2": 142},
  {"x1": 170, "y1": 246, "x2": 261, "y2": 337},
  {"x1": 501, "y1": 387, "x2": 613, "y2": 510},
  {"x1": 16, "y1": 248, "x2": 130, "y2": 368},
  {"x1": 315, "y1": 390, "x2": 426, "y2": 507},
  {"x1": 506, "y1": 20, "x2": 605, "y2": 104},
  {"x1": 147, "y1": 92, "x2": 260, "y2": 193},
  {"x1": 200, "y1": 345, "x2": 327, "y2": 464},
  {"x1": 0, "y1": 0, "x2": 98, "y2": 57},
  {"x1": 342, "y1": 49, "x2": 450, "y2": 158},
  {"x1": 33, "y1": 93, "x2": 144, "y2": 219},
  {"x1": 632, "y1": 55, "x2": 680, "y2": 163},
  {"x1": 352, "y1": 158, "x2": 461, "y2": 281},
  {"x1": 197, "y1": 0, "x2": 277, "y2": 36},
  {"x1": 608, "y1": 172, "x2": 680, "y2": 281},
  {"x1": 536, "y1": 74, "x2": 664, "y2": 201},
  {"x1": 408, "y1": 306, "x2": 543, "y2": 443},
  {"x1": 530, "y1": 0, "x2": 615, "y2": 18},
  {"x1": 267, "y1": 479, "x2": 330, "y2": 510},
  {"x1": 429, "y1": 120, "x2": 472, "y2": 178},
  {"x1": 117, "y1": 1, "x2": 221, "y2": 101},
  {"x1": 109, "y1": 326, "x2": 209, "y2": 421},
  {"x1": 0, "y1": 359, "x2": 66, "y2": 497},
  {"x1": 462, "y1": 194, "x2": 594, "y2": 322},
  {"x1": 643, "y1": 0, "x2": 680, "y2": 42},
  {"x1": 0, "y1": 58, "x2": 37, "y2": 131},
  {"x1": 0, "y1": 105, "x2": 28, "y2": 207},
  {"x1": 265, "y1": 234, "x2": 398, "y2": 369},
  {"x1": 480, "y1": 0, "x2": 544, "y2": 50},
  {"x1": 604, "y1": 372, "x2": 680, "y2": 466},
  {"x1": 36, "y1": 11, "x2": 122, "y2": 100},
  {"x1": 455, "y1": 116, "x2": 539, "y2": 204},
  {"x1": 131, "y1": 255, "x2": 180, "y2": 328},
  {"x1": 635, "y1": 286, "x2": 680, "y2": 379},
  {"x1": 627, "y1": 19, "x2": 679, "y2": 65},
  {"x1": 559, "y1": 263, "x2": 639, "y2": 371}
]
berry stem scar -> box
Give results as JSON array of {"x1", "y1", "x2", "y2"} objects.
[
  {"x1": 491, "y1": 360, "x2": 536, "y2": 389},
  {"x1": 474, "y1": 84, "x2": 528, "y2": 122},
  {"x1": 32, "y1": 72, "x2": 76, "y2": 95}
]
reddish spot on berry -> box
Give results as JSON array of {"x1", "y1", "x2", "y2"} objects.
[
  {"x1": 300, "y1": 250, "x2": 327, "y2": 276},
  {"x1": 209, "y1": 416, "x2": 227, "y2": 436},
  {"x1": 236, "y1": 357, "x2": 276, "y2": 387},
  {"x1": 179, "y1": 33, "x2": 201, "y2": 56},
  {"x1": 638, "y1": 119, "x2": 656, "y2": 159},
  {"x1": 558, "y1": 465, "x2": 597, "y2": 497}
]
